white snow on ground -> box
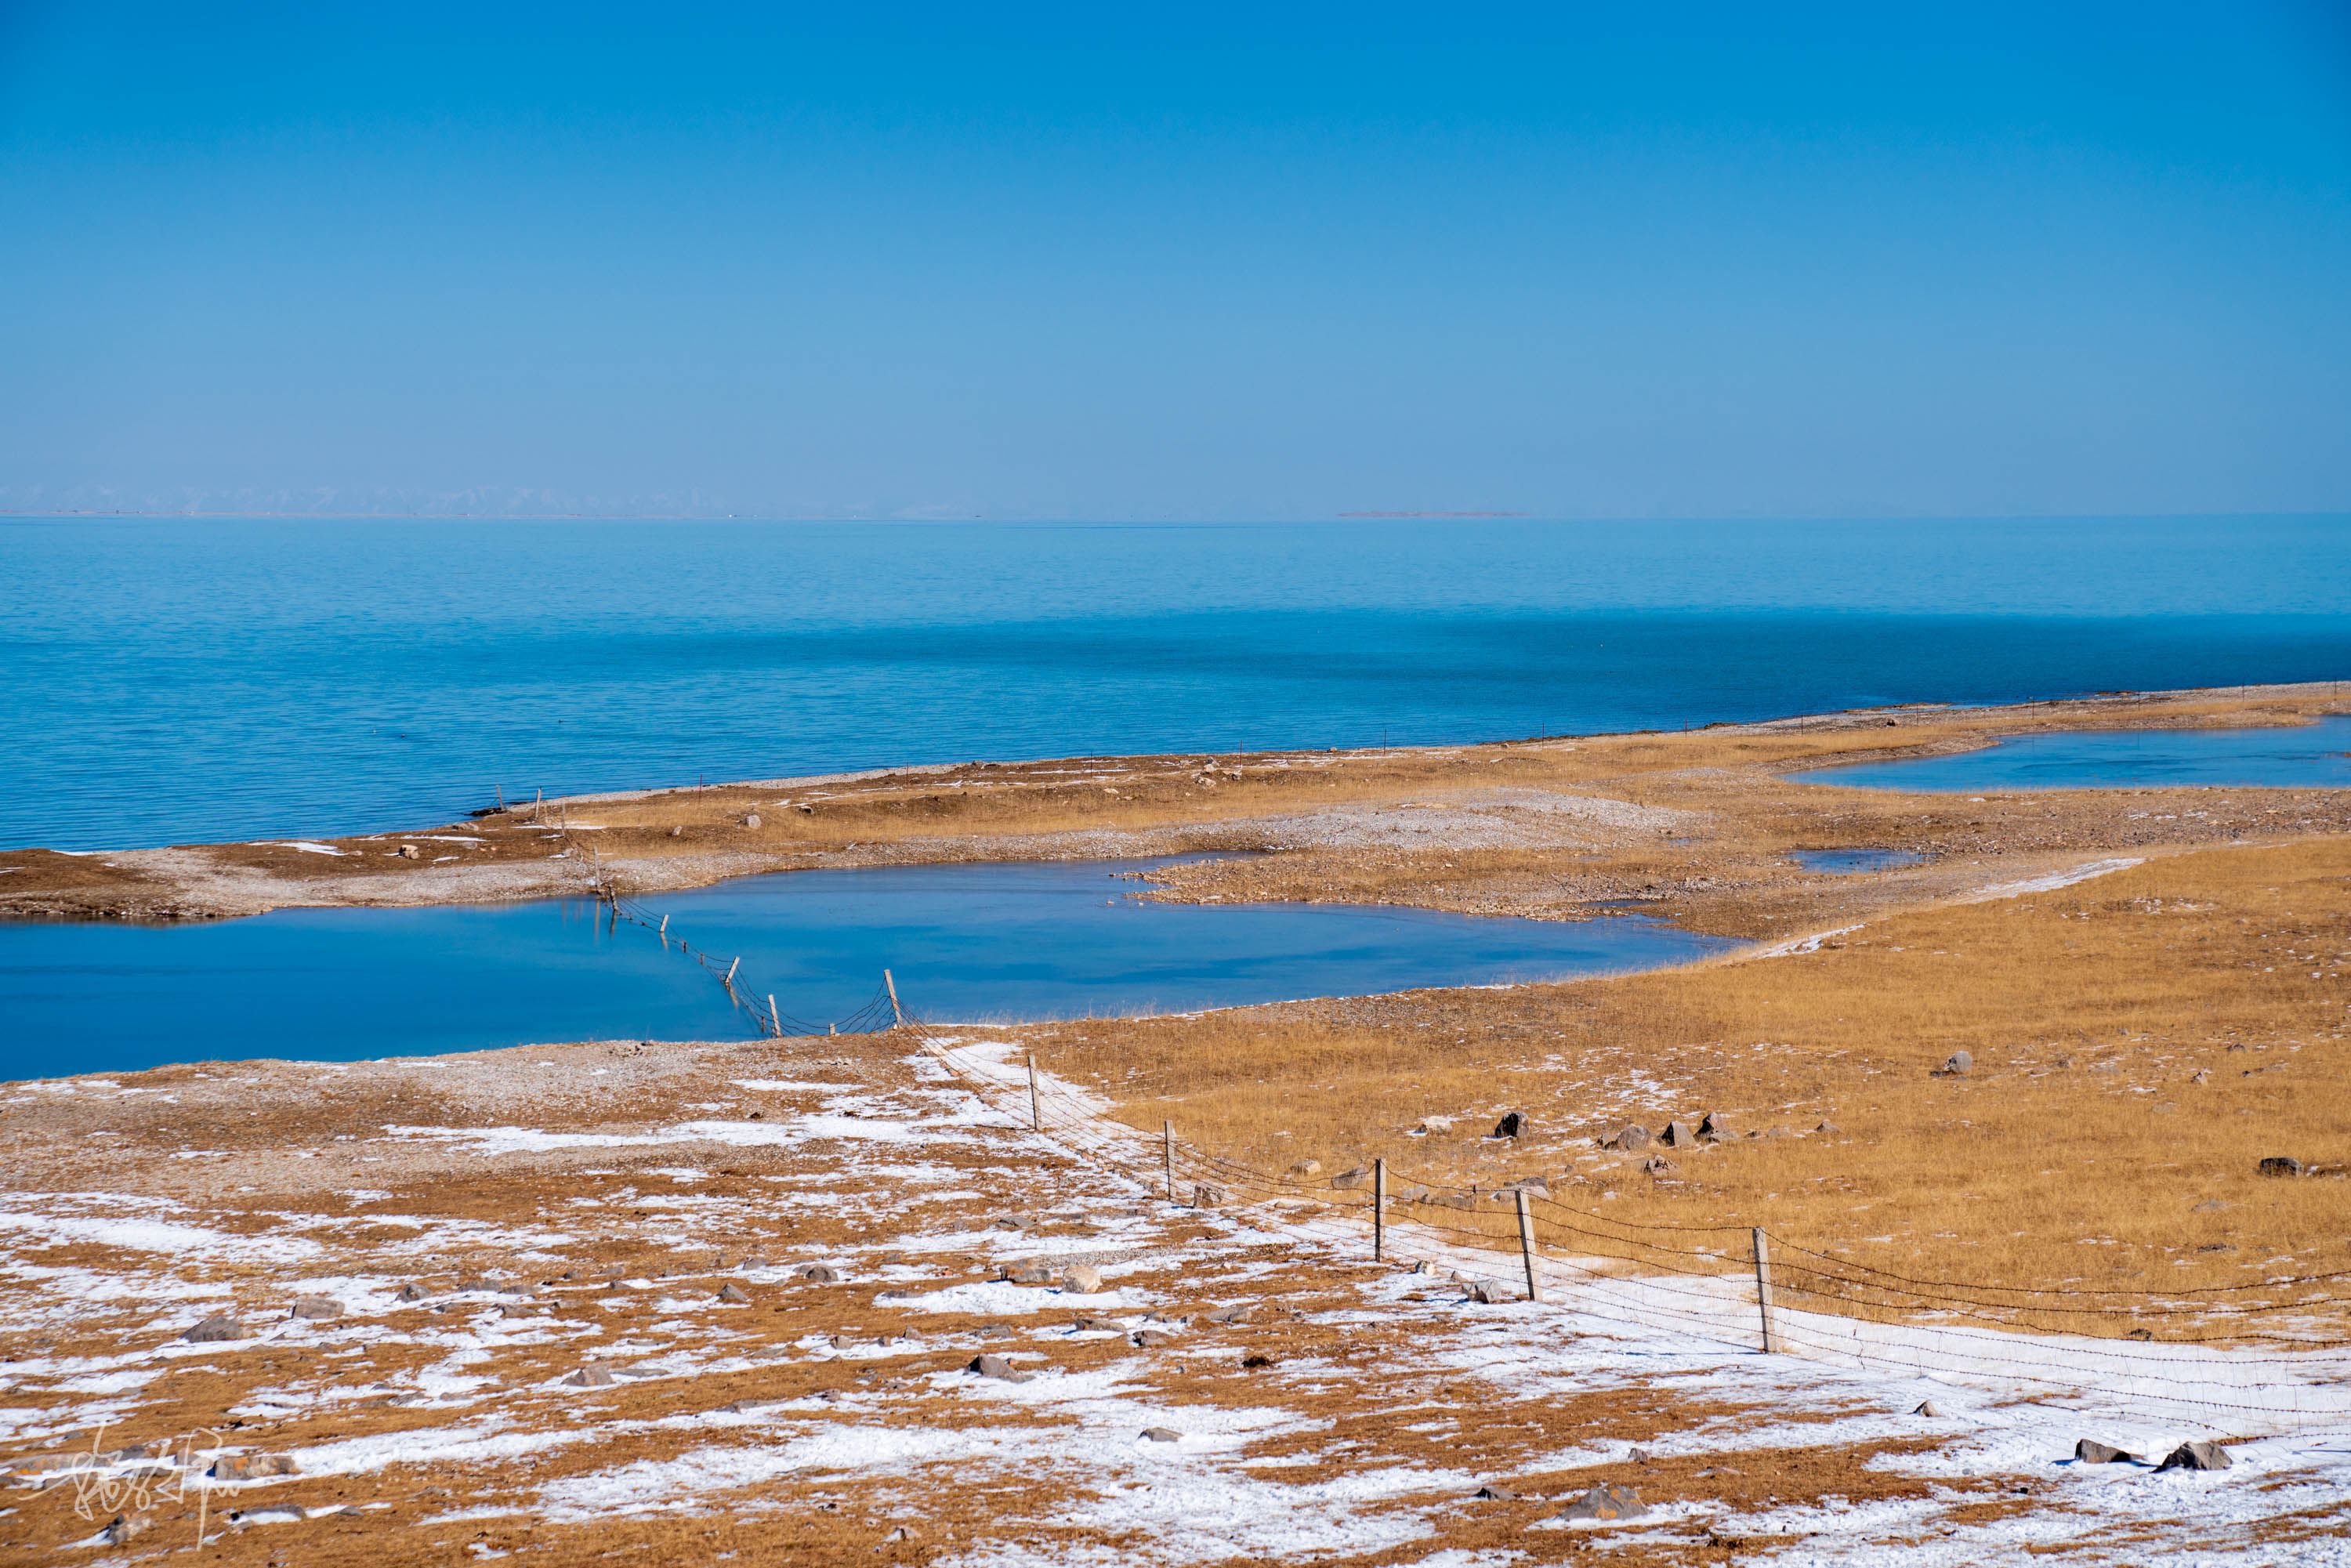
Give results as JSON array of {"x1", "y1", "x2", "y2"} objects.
[
  {"x1": 1955, "y1": 856, "x2": 2143, "y2": 904},
  {"x1": 271, "y1": 841, "x2": 352, "y2": 856},
  {"x1": 380, "y1": 1115, "x2": 946, "y2": 1157}
]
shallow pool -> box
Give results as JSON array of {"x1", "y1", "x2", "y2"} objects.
[
  {"x1": 1788, "y1": 716, "x2": 2351, "y2": 792},
  {"x1": 0, "y1": 856, "x2": 1738, "y2": 1078},
  {"x1": 1787, "y1": 849, "x2": 1924, "y2": 874}
]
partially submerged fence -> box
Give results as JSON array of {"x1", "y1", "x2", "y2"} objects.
[{"x1": 566, "y1": 848, "x2": 2351, "y2": 1429}]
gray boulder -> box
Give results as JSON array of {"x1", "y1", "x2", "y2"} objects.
[
  {"x1": 968, "y1": 1353, "x2": 1030, "y2": 1382},
  {"x1": 715, "y1": 1282, "x2": 751, "y2": 1303},
  {"x1": 2156, "y1": 1440, "x2": 2232, "y2": 1472},
  {"x1": 1192, "y1": 1182, "x2": 1228, "y2": 1207},
  {"x1": 1330, "y1": 1166, "x2": 1371, "y2": 1190},
  {"x1": 1554, "y1": 1484, "x2": 1645, "y2": 1521},
  {"x1": 564, "y1": 1365, "x2": 618, "y2": 1388},
  {"x1": 1658, "y1": 1120, "x2": 1697, "y2": 1148},
  {"x1": 396, "y1": 1282, "x2": 429, "y2": 1302},
  {"x1": 184, "y1": 1314, "x2": 247, "y2": 1343},
  {"x1": 1610, "y1": 1124, "x2": 1651, "y2": 1153},
  {"x1": 1697, "y1": 1112, "x2": 1730, "y2": 1141},
  {"x1": 2259, "y1": 1157, "x2": 2306, "y2": 1178},
  {"x1": 1937, "y1": 1051, "x2": 1972, "y2": 1076},
  {"x1": 797, "y1": 1263, "x2": 842, "y2": 1283},
  {"x1": 1473, "y1": 1484, "x2": 1516, "y2": 1500},
  {"x1": 1140, "y1": 1427, "x2": 1182, "y2": 1443},
  {"x1": 1204, "y1": 1304, "x2": 1248, "y2": 1324},
  {"x1": 2074, "y1": 1439, "x2": 2139, "y2": 1464},
  {"x1": 290, "y1": 1296, "x2": 341, "y2": 1320}
]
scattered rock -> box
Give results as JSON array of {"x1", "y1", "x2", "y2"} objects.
[
  {"x1": 1241, "y1": 1353, "x2": 1276, "y2": 1369},
  {"x1": 1132, "y1": 1329, "x2": 1179, "y2": 1348},
  {"x1": 103, "y1": 1512, "x2": 150, "y2": 1544},
  {"x1": 211, "y1": 1453, "x2": 298, "y2": 1481},
  {"x1": 1140, "y1": 1427, "x2": 1183, "y2": 1443},
  {"x1": 1555, "y1": 1483, "x2": 1646, "y2": 1522},
  {"x1": 1762, "y1": 1126, "x2": 1791, "y2": 1139},
  {"x1": 1492, "y1": 1111, "x2": 1529, "y2": 1139},
  {"x1": 740, "y1": 1255, "x2": 770, "y2": 1270},
  {"x1": 797, "y1": 1263, "x2": 842, "y2": 1283},
  {"x1": 1060, "y1": 1264, "x2": 1106, "y2": 1294},
  {"x1": 1814, "y1": 1121, "x2": 1843, "y2": 1135},
  {"x1": 2258, "y1": 1157, "x2": 2306, "y2": 1179},
  {"x1": 968, "y1": 1353, "x2": 1029, "y2": 1382},
  {"x1": 1473, "y1": 1484, "x2": 1516, "y2": 1501},
  {"x1": 668, "y1": 824, "x2": 684, "y2": 838},
  {"x1": 183, "y1": 1314, "x2": 248, "y2": 1343},
  {"x1": 2074, "y1": 1439, "x2": 2139, "y2": 1464},
  {"x1": 1192, "y1": 1183, "x2": 1228, "y2": 1207},
  {"x1": 1697, "y1": 1112, "x2": 1731, "y2": 1141},
  {"x1": 1658, "y1": 1120, "x2": 1697, "y2": 1149},
  {"x1": 1936, "y1": 1051, "x2": 1972, "y2": 1077},
  {"x1": 1493, "y1": 1176, "x2": 1550, "y2": 1200},
  {"x1": 974, "y1": 1323, "x2": 1014, "y2": 1339},
  {"x1": 1913, "y1": 1400, "x2": 1942, "y2": 1417},
  {"x1": 395, "y1": 844, "x2": 421, "y2": 860},
  {"x1": 564, "y1": 1365, "x2": 618, "y2": 1388},
  {"x1": 1003, "y1": 1265, "x2": 1052, "y2": 1286},
  {"x1": 988, "y1": 1216, "x2": 1027, "y2": 1232},
  {"x1": 1414, "y1": 1117, "x2": 1458, "y2": 1137},
  {"x1": 1204, "y1": 1304, "x2": 1248, "y2": 1324},
  {"x1": 2156, "y1": 1440, "x2": 2233, "y2": 1472},
  {"x1": 1289, "y1": 1158, "x2": 1323, "y2": 1178},
  {"x1": 715, "y1": 1282, "x2": 751, "y2": 1303},
  {"x1": 1642, "y1": 1157, "x2": 1678, "y2": 1176},
  {"x1": 2190, "y1": 1070, "x2": 2212, "y2": 1084},
  {"x1": 1070, "y1": 1315, "x2": 1120, "y2": 1333},
  {"x1": 290, "y1": 1296, "x2": 341, "y2": 1320},
  {"x1": 1393, "y1": 1183, "x2": 1431, "y2": 1204},
  {"x1": 1464, "y1": 1280, "x2": 1499, "y2": 1304},
  {"x1": 742, "y1": 813, "x2": 762, "y2": 829},
  {"x1": 1628, "y1": 1446, "x2": 1652, "y2": 1463},
  {"x1": 1610, "y1": 1124, "x2": 1651, "y2": 1153},
  {"x1": 1424, "y1": 1191, "x2": 1476, "y2": 1210},
  {"x1": 1330, "y1": 1166, "x2": 1371, "y2": 1190},
  {"x1": 396, "y1": 1282, "x2": 429, "y2": 1302}
]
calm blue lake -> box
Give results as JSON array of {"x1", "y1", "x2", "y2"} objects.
[
  {"x1": 0, "y1": 857, "x2": 1736, "y2": 1078},
  {"x1": 1788, "y1": 849, "x2": 1924, "y2": 873},
  {"x1": 1790, "y1": 716, "x2": 2351, "y2": 792},
  {"x1": 5, "y1": 514, "x2": 2349, "y2": 851}
]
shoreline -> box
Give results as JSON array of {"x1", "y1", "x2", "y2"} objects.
[{"x1": 2, "y1": 681, "x2": 2345, "y2": 934}]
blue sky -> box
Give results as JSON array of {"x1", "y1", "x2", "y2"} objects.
[{"x1": 2, "y1": 3, "x2": 2347, "y2": 520}]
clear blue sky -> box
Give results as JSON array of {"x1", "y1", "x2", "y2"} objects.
[{"x1": 2, "y1": 2, "x2": 2346, "y2": 520}]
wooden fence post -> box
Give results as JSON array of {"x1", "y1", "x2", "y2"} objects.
[
  {"x1": 768, "y1": 995, "x2": 783, "y2": 1037},
  {"x1": 1753, "y1": 1226, "x2": 1780, "y2": 1353},
  {"x1": 1516, "y1": 1189, "x2": 1541, "y2": 1302},
  {"x1": 1373, "y1": 1158, "x2": 1386, "y2": 1262},
  {"x1": 883, "y1": 969, "x2": 903, "y2": 1026},
  {"x1": 1027, "y1": 1054, "x2": 1041, "y2": 1132},
  {"x1": 724, "y1": 957, "x2": 740, "y2": 989},
  {"x1": 1163, "y1": 1120, "x2": 1176, "y2": 1201}
]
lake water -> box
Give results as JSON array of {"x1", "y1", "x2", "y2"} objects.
[
  {"x1": 0, "y1": 857, "x2": 1737, "y2": 1077},
  {"x1": 5, "y1": 514, "x2": 2349, "y2": 851},
  {"x1": 1787, "y1": 849, "x2": 1924, "y2": 874},
  {"x1": 1790, "y1": 715, "x2": 2351, "y2": 792}
]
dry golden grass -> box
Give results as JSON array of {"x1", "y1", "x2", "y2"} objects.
[{"x1": 1019, "y1": 836, "x2": 2351, "y2": 1335}]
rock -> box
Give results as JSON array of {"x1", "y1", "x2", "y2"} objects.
[
  {"x1": 1192, "y1": 1183, "x2": 1228, "y2": 1207},
  {"x1": 103, "y1": 1512, "x2": 151, "y2": 1544},
  {"x1": 1241, "y1": 1353, "x2": 1276, "y2": 1368},
  {"x1": 1204, "y1": 1305, "x2": 1248, "y2": 1324},
  {"x1": 2074, "y1": 1439, "x2": 2139, "y2": 1464},
  {"x1": 1610, "y1": 1124, "x2": 1651, "y2": 1153},
  {"x1": 1555, "y1": 1483, "x2": 1646, "y2": 1522},
  {"x1": 1492, "y1": 1111, "x2": 1528, "y2": 1139},
  {"x1": 564, "y1": 1365, "x2": 618, "y2": 1388},
  {"x1": 742, "y1": 813, "x2": 762, "y2": 829},
  {"x1": 668, "y1": 824, "x2": 684, "y2": 838},
  {"x1": 2190, "y1": 1069, "x2": 2212, "y2": 1084},
  {"x1": 1465, "y1": 1280, "x2": 1498, "y2": 1304},
  {"x1": 1658, "y1": 1120, "x2": 1697, "y2": 1149},
  {"x1": 1425, "y1": 1191, "x2": 1475, "y2": 1210},
  {"x1": 975, "y1": 1323, "x2": 1014, "y2": 1339},
  {"x1": 968, "y1": 1353, "x2": 1028, "y2": 1382},
  {"x1": 1414, "y1": 1117, "x2": 1458, "y2": 1137},
  {"x1": 716, "y1": 1282, "x2": 751, "y2": 1303},
  {"x1": 2156, "y1": 1440, "x2": 2232, "y2": 1472},
  {"x1": 1936, "y1": 1051, "x2": 1972, "y2": 1076},
  {"x1": 290, "y1": 1296, "x2": 341, "y2": 1320},
  {"x1": 1061, "y1": 1264, "x2": 1106, "y2": 1294},
  {"x1": 211, "y1": 1453, "x2": 298, "y2": 1481},
  {"x1": 1642, "y1": 1157, "x2": 1678, "y2": 1175},
  {"x1": 1473, "y1": 1484, "x2": 1516, "y2": 1500},
  {"x1": 1289, "y1": 1158, "x2": 1323, "y2": 1177},
  {"x1": 1070, "y1": 1315, "x2": 1120, "y2": 1333},
  {"x1": 1493, "y1": 1176, "x2": 1549, "y2": 1201},
  {"x1": 396, "y1": 844, "x2": 421, "y2": 860},
  {"x1": 1330, "y1": 1166, "x2": 1371, "y2": 1190},
  {"x1": 1815, "y1": 1121, "x2": 1842, "y2": 1135},
  {"x1": 740, "y1": 1255, "x2": 770, "y2": 1270},
  {"x1": 798, "y1": 1263, "x2": 842, "y2": 1283},
  {"x1": 1393, "y1": 1183, "x2": 1430, "y2": 1204},
  {"x1": 1628, "y1": 1446, "x2": 1652, "y2": 1463},
  {"x1": 396, "y1": 1282, "x2": 429, "y2": 1302},
  {"x1": 1141, "y1": 1427, "x2": 1183, "y2": 1443},
  {"x1": 2259, "y1": 1157, "x2": 2306, "y2": 1178},
  {"x1": 1697, "y1": 1112, "x2": 1731, "y2": 1141},
  {"x1": 1763, "y1": 1126, "x2": 1791, "y2": 1139},
  {"x1": 1913, "y1": 1400, "x2": 1942, "y2": 1416},
  {"x1": 184, "y1": 1314, "x2": 248, "y2": 1343},
  {"x1": 1003, "y1": 1265, "x2": 1052, "y2": 1285},
  {"x1": 1132, "y1": 1329, "x2": 1179, "y2": 1348},
  {"x1": 2191, "y1": 1200, "x2": 2230, "y2": 1213},
  {"x1": 988, "y1": 1216, "x2": 1027, "y2": 1231}
]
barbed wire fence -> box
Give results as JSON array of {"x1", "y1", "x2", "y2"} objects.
[{"x1": 552, "y1": 820, "x2": 2351, "y2": 1431}]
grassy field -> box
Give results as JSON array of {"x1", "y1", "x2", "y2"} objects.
[{"x1": 1011, "y1": 836, "x2": 2351, "y2": 1337}]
